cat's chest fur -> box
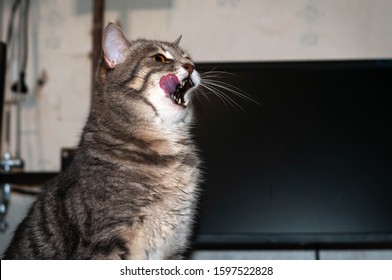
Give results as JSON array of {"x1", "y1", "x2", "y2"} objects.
[
  {"x1": 121, "y1": 129, "x2": 200, "y2": 259},
  {"x1": 127, "y1": 168, "x2": 198, "y2": 260},
  {"x1": 78, "y1": 120, "x2": 201, "y2": 260},
  {"x1": 120, "y1": 169, "x2": 199, "y2": 260}
]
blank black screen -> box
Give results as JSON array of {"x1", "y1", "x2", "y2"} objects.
[{"x1": 192, "y1": 60, "x2": 392, "y2": 245}]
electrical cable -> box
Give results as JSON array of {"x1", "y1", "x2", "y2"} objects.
[
  {"x1": 6, "y1": 0, "x2": 21, "y2": 46},
  {"x1": 11, "y1": 0, "x2": 29, "y2": 94},
  {"x1": 21, "y1": 0, "x2": 29, "y2": 73}
]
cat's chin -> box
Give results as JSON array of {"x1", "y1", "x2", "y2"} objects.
[
  {"x1": 146, "y1": 86, "x2": 192, "y2": 124},
  {"x1": 166, "y1": 96, "x2": 189, "y2": 109},
  {"x1": 165, "y1": 88, "x2": 194, "y2": 111}
]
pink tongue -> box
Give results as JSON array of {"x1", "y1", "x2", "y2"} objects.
[{"x1": 159, "y1": 74, "x2": 179, "y2": 95}]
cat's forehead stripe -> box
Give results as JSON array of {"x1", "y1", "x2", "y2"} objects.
[
  {"x1": 165, "y1": 51, "x2": 174, "y2": 60},
  {"x1": 156, "y1": 43, "x2": 187, "y2": 60}
]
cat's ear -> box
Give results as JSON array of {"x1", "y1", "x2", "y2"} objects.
[
  {"x1": 173, "y1": 35, "x2": 182, "y2": 47},
  {"x1": 102, "y1": 23, "x2": 131, "y2": 69}
]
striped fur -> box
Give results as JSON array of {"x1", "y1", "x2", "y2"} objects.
[{"x1": 3, "y1": 23, "x2": 201, "y2": 259}]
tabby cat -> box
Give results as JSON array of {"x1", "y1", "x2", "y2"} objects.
[{"x1": 3, "y1": 23, "x2": 201, "y2": 259}]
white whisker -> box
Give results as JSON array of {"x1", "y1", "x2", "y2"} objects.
[
  {"x1": 198, "y1": 83, "x2": 231, "y2": 111},
  {"x1": 201, "y1": 70, "x2": 236, "y2": 78},
  {"x1": 202, "y1": 79, "x2": 258, "y2": 105},
  {"x1": 199, "y1": 82, "x2": 244, "y2": 111},
  {"x1": 195, "y1": 70, "x2": 261, "y2": 112}
]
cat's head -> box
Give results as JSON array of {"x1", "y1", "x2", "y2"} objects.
[{"x1": 98, "y1": 23, "x2": 200, "y2": 125}]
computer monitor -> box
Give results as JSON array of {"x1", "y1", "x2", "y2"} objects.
[{"x1": 192, "y1": 60, "x2": 392, "y2": 247}]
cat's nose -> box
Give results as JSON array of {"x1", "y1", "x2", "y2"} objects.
[{"x1": 183, "y1": 63, "x2": 194, "y2": 75}]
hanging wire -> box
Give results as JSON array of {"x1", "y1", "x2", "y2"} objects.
[
  {"x1": 21, "y1": 0, "x2": 29, "y2": 73},
  {"x1": 11, "y1": 0, "x2": 29, "y2": 94},
  {"x1": 6, "y1": 0, "x2": 22, "y2": 46}
]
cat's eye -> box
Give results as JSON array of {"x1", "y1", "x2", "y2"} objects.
[{"x1": 152, "y1": 54, "x2": 170, "y2": 63}]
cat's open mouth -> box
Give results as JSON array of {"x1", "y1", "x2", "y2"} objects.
[
  {"x1": 160, "y1": 74, "x2": 194, "y2": 107},
  {"x1": 171, "y1": 77, "x2": 194, "y2": 106}
]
